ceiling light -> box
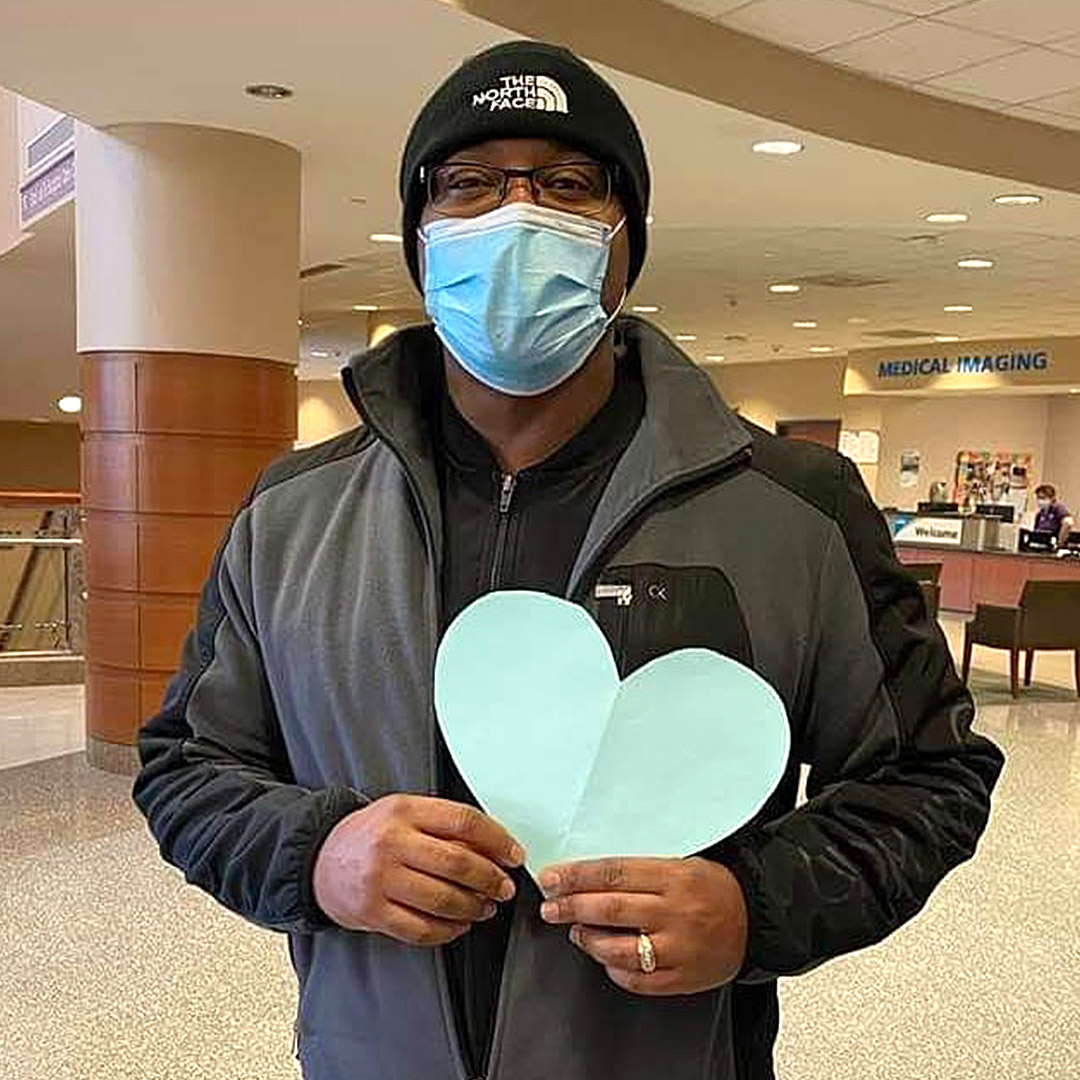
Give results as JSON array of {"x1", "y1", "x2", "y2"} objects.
[
  {"x1": 352, "y1": 304, "x2": 379, "y2": 312},
  {"x1": 370, "y1": 233, "x2": 403, "y2": 244},
  {"x1": 752, "y1": 140, "x2": 804, "y2": 156},
  {"x1": 297, "y1": 318, "x2": 303, "y2": 326},
  {"x1": 808, "y1": 346, "x2": 833, "y2": 353},
  {"x1": 632, "y1": 305, "x2": 660, "y2": 313},
  {"x1": 705, "y1": 355, "x2": 725, "y2": 363},
  {"x1": 57, "y1": 395, "x2": 82, "y2": 413},
  {"x1": 957, "y1": 257, "x2": 994, "y2": 269},
  {"x1": 935, "y1": 335, "x2": 960, "y2": 342},
  {"x1": 792, "y1": 320, "x2": 818, "y2": 329},
  {"x1": 645, "y1": 215, "x2": 655, "y2": 226},
  {"x1": 310, "y1": 350, "x2": 331, "y2": 358},
  {"x1": 245, "y1": 84, "x2": 294, "y2": 99},
  {"x1": 769, "y1": 283, "x2": 801, "y2": 294},
  {"x1": 925, "y1": 212, "x2": 968, "y2": 224},
  {"x1": 1070, "y1": 388, "x2": 1080, "y2": 394},
  {"x1": 675, "y1": 334, "x2": 698, "y2": 342},
  {"x1": 847, "y1": 316, "x2": 870, "y2": 325},
  {"x1": 944, "y1": 305, "x2": 973, "y2": 313},
  {"x1": 993, "y1": 193, "x2": 1042, "y2": 206}
]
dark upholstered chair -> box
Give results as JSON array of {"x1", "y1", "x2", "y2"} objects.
[
  {"x1": 962, "y1": 580, "x2": 1080, "y2": 698},
  {"x1": 906, "y1": 563, "x2": 943, "y2": 619}
]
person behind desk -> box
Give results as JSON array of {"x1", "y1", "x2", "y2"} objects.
[{"x1": 1034, "y1": 484, "x2": 1075, "y2": 547}]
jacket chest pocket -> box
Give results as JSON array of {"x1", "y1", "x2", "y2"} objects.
[{"x1": 592, "y1": 563, "x2": 754, "y2": 676}]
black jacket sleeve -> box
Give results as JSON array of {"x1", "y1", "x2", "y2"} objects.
[
  {"x1": 723, "y1": 454, "x2": 1004, "y2": 979},
  {"x1": 132, "y1": 502, "x2": 365, "y2": 933}
]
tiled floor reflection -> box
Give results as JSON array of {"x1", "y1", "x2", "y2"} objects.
[{"x1": 1, "y1": 619, "x2": 1077, "y2": 1078}]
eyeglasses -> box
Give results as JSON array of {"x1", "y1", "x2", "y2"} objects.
[{"x1": 423, "y1": 160, "x2": 616, "y2": 219}]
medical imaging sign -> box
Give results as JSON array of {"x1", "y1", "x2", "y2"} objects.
[
  {"x1": 876, "y1": 350, "x2": 1050, "y2": 379},
  {"x1": 843, "y1": 336, "x2": 1080, "y2": 396}
]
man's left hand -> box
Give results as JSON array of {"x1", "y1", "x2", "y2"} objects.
[{"x1": 538, "y1": 857, "x2": 748, "y2": 996}]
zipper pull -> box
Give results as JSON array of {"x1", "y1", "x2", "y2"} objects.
[{"x1": 498, "y1": 473, "x2": 516, "y2": 515}]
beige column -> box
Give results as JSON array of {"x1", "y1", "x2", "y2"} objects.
[{"x1": 76, "y1": 123, "x2": 300, "y2": 772}]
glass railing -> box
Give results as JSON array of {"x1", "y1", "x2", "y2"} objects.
[{"x1": 0, "y1": 502, "x2": 83, "y2": 656}]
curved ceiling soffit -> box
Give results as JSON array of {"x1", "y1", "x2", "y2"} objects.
[{"x1": 444, "y1": 0, "x2": 1080, "y2": 196}]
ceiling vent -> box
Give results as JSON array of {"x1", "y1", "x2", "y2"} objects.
[
  {"x1": 795, "y1": 272, "x2": 890, "y2": 288},
  {"x1": 863, "y1": 329, "x2": 943, "y2": 340},
  {"x1": 299, "y1": 262, "x2": 348, "y2": 279}
]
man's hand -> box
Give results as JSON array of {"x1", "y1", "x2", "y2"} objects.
[
  {"x1": 538, "y1": 856, "x2": 748, "y2": 996},
  {"x1": 313, "y1": 794, "x2": 524, "y2": 946}
]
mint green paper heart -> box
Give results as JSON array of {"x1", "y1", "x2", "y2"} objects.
[{"x1": 434, "y1": 590, "x2": 790, "y2": 879}]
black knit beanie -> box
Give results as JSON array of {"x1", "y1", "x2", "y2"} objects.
[{"x1": 400, "y1": 41, "x2": 650, "y2": 292}]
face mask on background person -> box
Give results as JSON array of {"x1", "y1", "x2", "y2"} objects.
[
  {"x1": 1037, "y1": 498, "x2": 1051, "y2": 510},
  {"x1": 420, "y1": 202, "x2": 626, "y2": 397}
]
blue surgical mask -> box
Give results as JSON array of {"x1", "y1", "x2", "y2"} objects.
[{"x1": 420, "y1": 202, "x2": 625, "y2": 396}]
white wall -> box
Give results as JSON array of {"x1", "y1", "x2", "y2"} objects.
[{"x1": 1043, "y1": 395, "x2": 1080, "y2": 516}]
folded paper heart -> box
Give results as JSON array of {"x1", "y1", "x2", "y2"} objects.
[{"x1": 434, "y1": 590, "x2": 790, "y2": 880}]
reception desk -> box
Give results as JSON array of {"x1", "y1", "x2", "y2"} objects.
[{"x1": 896, "y1": 546, "x2": 1080, "y2": 613}]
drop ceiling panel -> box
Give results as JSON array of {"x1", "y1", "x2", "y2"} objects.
[
  {"x1": 925, "y1": 46, "x2": 1080, "y2": 103},
  {"x1": 722, "y1": 0, "x2": 910, "y2": 54},
  {"x1": 862, "y1": 0, "x2": 977, "y2": 14},
  {"x1": 935, "y1": 0, "x2": 1080, "y2": 46},
  {"x1": 663, "y1": 0, "x2": 754, "y2": 17},
  {"x1": 820, "y1": 19, "x2": 1020, "y2": 82},
  {"x1": 1025, "y1": 87, "x2": 1080, "y2": 116}
]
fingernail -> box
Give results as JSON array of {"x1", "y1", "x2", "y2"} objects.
[
  {"x1": 498, "y1": 878, "x2": 516, "y2": 902},
  {"x1": 540, "y1": 901, "x2": 557, "y2": 922},
  {"x1": 481, "y1": 903, "x2": 497, "y2": 920},
  {"x1": 569, "y1": 926, "x2": 581, "y2": 947},
  {"x1": 507, "y1": 842, "x2": 526, "y2": 867},
  {"x1": 537, "y1": 870, "x2": 559, "y2": 897}
]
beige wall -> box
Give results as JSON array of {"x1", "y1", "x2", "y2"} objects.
[
  {"x1": 874, "y1": 396, "x2": 1050, "y2": 511},
  {"x1": 297, "y1": 380, "x2": 357, "y2": 447},
  {"x1": 0, "y1": 421, "x2": 80, "y2": 491},
  {"x1": 1043, "y1": 396, "x2": 1080, "y2": 515},
  {"x1": 0, "y1": 89, "x2": 20, "y2": 257}
]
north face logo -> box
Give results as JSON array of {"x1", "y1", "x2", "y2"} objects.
[{"x1": 471, "y1": 74, "x2": 570, "y2": 114}]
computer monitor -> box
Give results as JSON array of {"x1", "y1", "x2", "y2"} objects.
[
  {"x1": 976, "y1": 504, "x2": 1015, "y2": 523},
  {"x1": 1065, "y1": 531, "x2": 1080, "y2": 552},
  {"x1": 1019, "y1": 528, "x2": 1056, "y2": 552},
  {"x1": 917, "y1": 501, "x2": 958, "y2": 514}
]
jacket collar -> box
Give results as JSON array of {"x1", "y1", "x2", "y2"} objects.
[{"x1": 341, "y1": 317, "x2": 751, "y2": 590}]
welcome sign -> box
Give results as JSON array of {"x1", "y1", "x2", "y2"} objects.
[{"x1": 845, "y1": 336, "x2": 1080, "y2": 395}]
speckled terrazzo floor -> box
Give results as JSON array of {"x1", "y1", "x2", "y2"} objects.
[{"x1": 1, "y1": 621, "x2": 1077, "y2": 1079}]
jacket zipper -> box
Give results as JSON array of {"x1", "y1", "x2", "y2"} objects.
[
  {"x1": 341, "y1": 369, "x2": 474, "y2": 1080},
  {"x1": 488, "y1": 473, "x2": 517, "y2": 591}
]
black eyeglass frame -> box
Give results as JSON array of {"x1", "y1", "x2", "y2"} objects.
[{"x1": 419, "y1": 160, "x2": 621, "y2": 219}]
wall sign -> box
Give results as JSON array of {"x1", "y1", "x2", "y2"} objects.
[
  {"x1": 894, "y1": 517, "x2": 963, "y2": 546},
  {"x1": 844, "y1": 336, "x2": 1080, "y2": 395}
]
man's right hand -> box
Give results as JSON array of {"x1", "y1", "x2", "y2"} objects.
[{"x1": 312, "y1": 794, "x2": 524, "y2": 946}]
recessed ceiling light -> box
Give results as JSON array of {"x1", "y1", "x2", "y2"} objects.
[
  {"x1": 632, "y1": 305, "x2": 660, "y2": 313},
  {"x1": 752, "y1": 140, "x2": 804, "y2": 156},
  {"x1": 705, "y1": 354, "x2": 726, "y2": 362},
  {"x1": 935, "y1": 335, "x2": 960, "y2": 342},
  {"x1": 925, "y1": 212, "x2": 968, "y2": 224},
  {"x1": 808, "y1": 345, "x2": 833, "y2": 353},
  {"x1": 245, "y1": 83, "x2": 294, "y2": 99},
  {"x1": 297, "y1": 318, "x2": 303, "y2": 326},
  {"x1": 993, "y1": 193, "x2": 1042, "y2": 206},
  {"x1": 944, "y1": 304, "x2": 973, "y2": 313},
  {"x1": 957, "y1": 257, "x2": 994, "y2": 269},
  {"x1": 57, "y1": 395, "x2": 82, "y2": 413},
  {"x1": 769, "y1": 283, "x2": 801, "y2": 294},
  {"x1": 352, "y1": 304, "x2": 379, "y2": 312},
  {"x1": 370, "y1": 233, "x2": 403, "y2": 244},
  {"x1": 847, "y1": 316, "x2": 870, "y2": 325},
  {"x1": 675, "y1": 334, "x2": 698, "y2": 342},
  {"x1": 792, "y1": 320, "x2": 818, "y2": 329},
  {"x1": 310, "y1": 350, "x2": 331, "y2": 358},
  {"x1": 1070, "y1": 388, "x2": 1080, "y2": 394}
]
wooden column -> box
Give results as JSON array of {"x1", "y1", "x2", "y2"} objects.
[{"x1": 81, "y1": 352, "x2": 295, "y2": 772}]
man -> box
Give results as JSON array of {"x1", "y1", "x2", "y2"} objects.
[
  {"x1": 134, "y1": 42, "x2": 1004, "y2": 1080},
  {"x1": 1033, "y1": 483, "x2": 1074, "y2": 547}
]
